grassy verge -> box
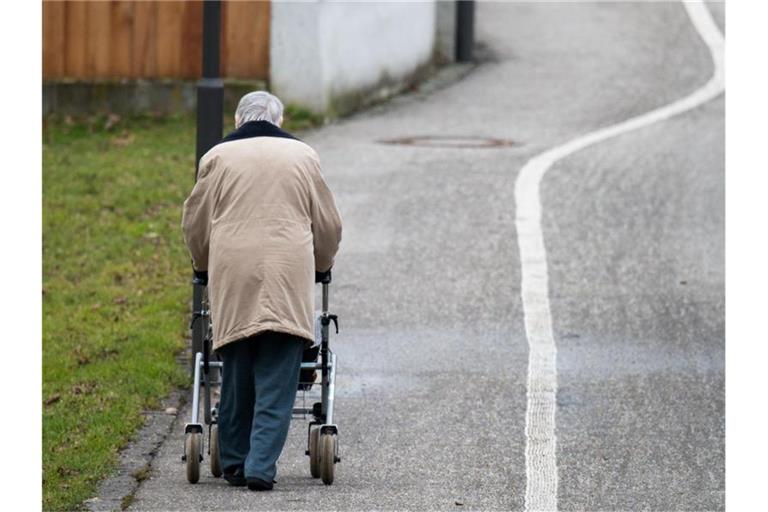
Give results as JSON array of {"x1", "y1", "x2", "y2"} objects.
[{"x1": 42, "y1": 107, "x2": 321, "y2": 511}]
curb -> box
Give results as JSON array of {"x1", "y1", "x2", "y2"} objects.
[{"x1": 84, "y1": 389, "x2": 186, "y2": 512}]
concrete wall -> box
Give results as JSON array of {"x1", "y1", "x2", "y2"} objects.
[
  {"x1": 435, "y1": 0, "x2": 457, "y2": 64},
  {"x1": 271, "y1": 1, "x2": 441, "y2": 116}
]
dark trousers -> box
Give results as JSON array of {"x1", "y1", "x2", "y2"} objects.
[{"x1": 217, "y1": 331, "x2": 304, "y2": 481}]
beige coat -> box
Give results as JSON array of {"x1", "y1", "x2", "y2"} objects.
[{"x1": 182, "y1": 133, "x2": 342, "y2": 350}]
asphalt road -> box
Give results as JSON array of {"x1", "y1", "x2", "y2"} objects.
[{"x1": 129, "y1": 2, "x2": 724, "y2": 510}]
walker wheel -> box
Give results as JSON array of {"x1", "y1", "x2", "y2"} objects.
[
  {"x1": 319, "y1": 433, "x2": 337, "y2": 485},
  {"x1": 209, "y1": 424, "x2": 222, "y2": 478},
  {"x1": 185, "y1": 432, "x2": 202, "y2": 484},
  {"x1": 309, "y1": 426, "x2": 321, "y2": 478}
]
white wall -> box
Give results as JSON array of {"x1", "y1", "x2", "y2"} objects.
[{"x1": 271, "y1": 1, "x2": 438, "y2": 114}]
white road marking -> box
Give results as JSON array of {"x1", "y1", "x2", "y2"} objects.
[{"x1": 515, "y1": 2, "x2": 724, "y2": 511}]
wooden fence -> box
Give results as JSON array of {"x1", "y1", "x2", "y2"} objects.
[{"x1": 43, "y1": 1, "x2": 270, "y2": 80}]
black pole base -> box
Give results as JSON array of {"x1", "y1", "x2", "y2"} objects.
[{"x1": 456, "y1": 0, "x2": 475, "y2": 62}]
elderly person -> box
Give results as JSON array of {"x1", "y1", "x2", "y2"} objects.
[{"x1": 182, "y1": 91, "x2": 342, "y2": 491}]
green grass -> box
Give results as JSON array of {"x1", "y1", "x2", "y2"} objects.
[{"x1": 42, "y1": 109, "x2": 321, "y2": 511}]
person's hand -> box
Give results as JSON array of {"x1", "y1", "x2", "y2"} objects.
[
  {"x1": 315, "y1": 269, "x2": 332, "y2": 283},
  {"x1": 193, "y1": 270, "x2": 208, "y2": 286}
]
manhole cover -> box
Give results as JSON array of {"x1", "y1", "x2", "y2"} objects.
[{"x1": 378, "y1": 135, "x2": 518, "y2": 149}]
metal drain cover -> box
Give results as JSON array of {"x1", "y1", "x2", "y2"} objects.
[{"x1": 378, "y1": 135, "x2": 518, "y2": 149}]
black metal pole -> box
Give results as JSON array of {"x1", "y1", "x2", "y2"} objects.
[
  {"x1": 456, "y1": 0, "x2": 475, "y2": 62},
  {"x1": 192, "y1": 0, "x2": 223, "y2": 375},
  {"x1": 195, "y1": 0, "x2": 224, "y2": 169}
]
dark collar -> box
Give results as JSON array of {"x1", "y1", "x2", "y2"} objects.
[{"x1": 219, "y1": 120, "x2": 299, "y2": 145}]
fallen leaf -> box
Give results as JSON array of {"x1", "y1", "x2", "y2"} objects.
[
  {"x1": 58, "y1": 466, "x2": 80, "y2": 476},
  {"x1": 74, "y1": 345, "x2": 90, "y2": 366},
  {"x1": 98, "y1": 348, "x2": 119, "y2": 359},
  {"x1": 165, "y1": 407, "x2": 178, "y2": 415},
  {"x1": 114, "y1": 296, "x2": 127, "y2": 305},
  {"x1": 104, "y1": 113, "x2": 121, "y2": 131},
  {"x1": 91, "y1": 303, "x2": 101, "y2": 310},
  {"x1": 111, "y1": 132, "x2": 135, "y2": 147},
  {"x1": 45, "y1": 394, "x2": 61, "y2": 406}
]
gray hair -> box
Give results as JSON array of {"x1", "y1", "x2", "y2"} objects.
[{"x1": 234, "y1": 91, "x2": 284, "y2": 128}]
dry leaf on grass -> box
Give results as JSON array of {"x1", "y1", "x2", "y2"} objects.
[{"x1": 111, "y1": 132, "x2": 135, "y2": 147}]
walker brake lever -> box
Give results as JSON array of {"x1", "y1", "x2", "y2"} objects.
[
  {"x1": 321, "y1": 314, "x2": 339, "y2": 334},
  {"x1": 329, "y1": 314, "x2": 339, "y2": 334},
  {"x1": 189, "y1": 310, "x2": 208, "y2": 330}
]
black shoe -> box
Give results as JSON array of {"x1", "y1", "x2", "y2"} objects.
[
  {"x1": 223, "y1": 466, "x2": 246, "y2": 487},
  {"x1": 247, "y1": 477, "x2": 274, "y2": 491}
]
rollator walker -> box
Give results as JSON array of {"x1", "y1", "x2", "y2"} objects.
[{"x1": 182, "y1": 271, "x2": 340, "y2": 485}]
